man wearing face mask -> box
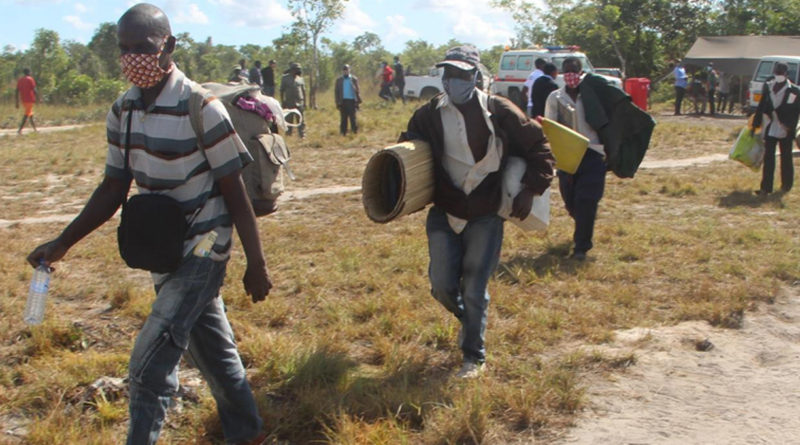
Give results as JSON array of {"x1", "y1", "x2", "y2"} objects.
[
  {"x1": 400, "y1": 46, "x2": 554, "y2": 378},
  {"x1": 544, "y1": 57, "x2": 610, "y2": 261},
  {"x1": 335, "y1": 64, "x2": 362, "y2": 135},
  {"x1": 26, "y1": 3, "x2": 271, "y2": 444},
  {"x1": 752, "y1": 62, "x2": 800, "y2": 195}
]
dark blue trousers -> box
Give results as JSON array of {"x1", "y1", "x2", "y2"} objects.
[{"x1": 557, "y1": 149, "x2": 606, "y2": 254}]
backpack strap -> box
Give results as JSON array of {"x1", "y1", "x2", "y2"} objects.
[{"x1": 188, "y1": 83, "x2": 209, "y2": 149}]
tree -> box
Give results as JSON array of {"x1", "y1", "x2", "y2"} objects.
[
  {"x1": 88, "y1": 23, "x2": 121, "y2": 79},
  {"x1": 22, "y1": 29, "x2": 70, "y2": 100},
  {"x1": 288, "y1": 0, "x2": 348, "y2": 109}
]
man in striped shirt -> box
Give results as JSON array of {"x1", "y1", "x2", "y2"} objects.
[{"x1": 27, "y1": 4, "x2": 271, "y2": 444}]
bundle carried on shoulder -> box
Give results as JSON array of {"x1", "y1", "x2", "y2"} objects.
[{"x1": 189, "y1": 82, "x2": 293, "y2": 216}]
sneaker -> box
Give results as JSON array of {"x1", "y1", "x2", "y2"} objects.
[
  {"x1": 755, "y1": 189, "x2": 771, "y2": 196},
  {"x1": 456, "y1": 361, "x2": 484, "y2": 379},
  {"x1": 237, "y1": 432, "x2": 268, "y2": 445}
]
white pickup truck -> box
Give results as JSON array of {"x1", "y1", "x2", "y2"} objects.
[{"x1": 403, "y1": 64, "x2": 493, "y2": 100}]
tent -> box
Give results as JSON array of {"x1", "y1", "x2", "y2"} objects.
[{"x1": 683, "y1": 35, "x2": 800, "y2": 76}]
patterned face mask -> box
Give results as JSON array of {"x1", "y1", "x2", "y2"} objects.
[
  {"x1": 564, "y1": 72, "x2": 582, "y2": 89},
  {"x1": 120, "y1": 38, "x2": 174, "y2": 89}
]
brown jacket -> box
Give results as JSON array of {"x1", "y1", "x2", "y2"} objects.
[{"x1": 400, "y1": 93, "x2": 554, "y2": 220}]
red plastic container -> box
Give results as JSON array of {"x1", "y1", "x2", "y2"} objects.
[{"x1": 624, "y1": 77, "x2": 651, "y2": 111}]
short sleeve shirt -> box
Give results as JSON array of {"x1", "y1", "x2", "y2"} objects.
[
  {"x1": 17, "y1": 76, "x2": 36, "y2": 103},
  {"x1": 105, "y1": 67, "x2": 252, "y2": 270}
]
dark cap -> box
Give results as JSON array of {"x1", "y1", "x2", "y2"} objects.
[
  {"x1": 289, "y1": 62, "x2": 302, "y2": 70},
  {"x1": 342, "y1": 64, "x2": 350, "y2": 70},
  {"x1": 268, "y1": 59, "x2": 276, "y2": 65},
  {"x1": 436, "y1": 45, "x2": 480, "y2": 71}
]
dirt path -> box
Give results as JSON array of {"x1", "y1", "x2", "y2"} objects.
[
  {"x1": 0, "y1": 124, "x2": 92, "y2": 137},
  {"x1": 556, "y1": 287, "x2": 800, "y2": 445}
]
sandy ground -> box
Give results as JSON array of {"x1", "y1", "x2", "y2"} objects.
[{"x1": 556, "y1": 286, "x2": 800, "y2": 445}]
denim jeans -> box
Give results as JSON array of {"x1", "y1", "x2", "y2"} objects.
[
  {"x1": 426, "y1": 206, "x2": 504, "y2": 364},
  {"x1": 127, "y1": 256, "x2": 262, "y2": 445},
  {"x1": 558, "y1": 149, "x2": 606, "y2": 254}
]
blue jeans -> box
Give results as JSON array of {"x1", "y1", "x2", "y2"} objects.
[
  {"x1": 558, "y1": 149, "x2": 606, "y2": 254},
  {"x1": 127, "y1": 256, "x2": 262, "y2": 445},
  {"x1": 426, "y1": 206, "x2": 504, "y2": 364}
]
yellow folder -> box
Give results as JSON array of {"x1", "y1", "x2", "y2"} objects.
[{"x1": 541, "y1": 118, "x2": 590, "y2": 174}]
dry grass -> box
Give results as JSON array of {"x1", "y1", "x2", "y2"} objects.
[
  {"x1": 0, "y1": 103, "x2": 108, "y2": 129},
  {"x1": 1, "y1": 94, "x2": 798, "y2": 443}
]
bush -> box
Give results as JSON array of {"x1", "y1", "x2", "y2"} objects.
[
  {"x1": 53, "y1": 71, "x2": 94, "y2": 106},
  {"x1": 94, "y1": 78, "x2": 126, "y2": 103}
]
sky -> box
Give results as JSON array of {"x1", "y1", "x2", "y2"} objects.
[{"x1": 2, "y1": 0, "x2": 522, "y2": 54}]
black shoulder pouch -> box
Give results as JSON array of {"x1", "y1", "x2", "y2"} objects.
[{"x1": 117, "y1": 103, "x2": 188, "y2": 274}]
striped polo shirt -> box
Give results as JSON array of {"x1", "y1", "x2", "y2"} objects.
[{"x1": 105, "y1": 67, "x2": 252, "y2": 273}]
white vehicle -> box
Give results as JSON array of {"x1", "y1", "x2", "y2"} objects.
[
  {"x1": 404, "y1": 64, "x2": 493, "y2": 100},
  {"x1": 747, "y1": 55, "x2": 800, "y2": 112},
  {"x1": 490, "y1": 46, "x2": 624, "y2": 106}
]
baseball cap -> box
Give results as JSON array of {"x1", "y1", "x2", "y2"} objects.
[{"x1": 436, "y1": 45, "x2": 480, "y2": 71}]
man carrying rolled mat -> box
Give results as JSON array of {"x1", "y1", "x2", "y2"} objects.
[{"x1": 400, "y1": 45, "x2": 554, "y2": 378}]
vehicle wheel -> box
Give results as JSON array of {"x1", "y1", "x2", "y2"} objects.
[{"x1": 420, "y1": 87, "x2": 439, "y2": 101}]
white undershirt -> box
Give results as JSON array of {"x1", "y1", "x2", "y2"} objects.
[
  {"x1": 767, "y1": 80, "x2": 790, "y2": 139},
  {"x1": 544, "y1": 87, "x2": 605, "y2": 155},
  {"x1": 437, "y1": 89, "x2": 503, "y2": 233}
]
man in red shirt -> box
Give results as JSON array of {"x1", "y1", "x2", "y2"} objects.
[
  {"x1": 378, "y1": 61, "x2": 395, "y2": 102},
  {"x1": 16, "y1": 68, "x2": 39, "y2": 134}
]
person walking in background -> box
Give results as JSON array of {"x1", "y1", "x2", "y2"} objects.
[
  {"x1": 249, "y1": 60, "x2": 263, "y2": 88},
  {"x1": 752, "y1": 62, "x2": 800, "y2": 195},
  {"x1": 393, "y1": 55, "x2": 406, "y2": 104},
  {"x1": 280, "y1": 62, "x2": 306, "y2": 139},
  {"x1": 717, "y1": 70, "x2": 730, "y2": 114},
  {"x1": 378, "y1": 61, "x2": 395, "y2": 102},
  {"x1": 334, "y1": 64, "x2": 361, "y2": 135},
  {"x1": 237, "y1": 58, "x2": 249, "y2": 82},
  {"x1": 706, "y1": 63, "x2": 718, "y2": 115},
  {"x1": 544, "y1": 57, "x2": 611, "y2": 261},
  {"x1": 27, "y1": 4, "x2": 271, "y2": 444},
  {"x1": 672, "y1": 61, "x2": 688, "y2": 115},
  {"x1": 16, "y1": 68, "x2": 38, "y2": 134},
  {"x1": 261, "y1": 59, "x2": 277, "y2": 97},
  {"x1": 530, "y1": 62, "x2": 559, "y2": 119},
  {"x1": 522, "y1": 58, "x2": 546, "y2": 116},
  {"x1": 400, "y1": 45, "x2": 554, "y2": 378}
]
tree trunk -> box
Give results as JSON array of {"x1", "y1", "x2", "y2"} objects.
[{"x1": 310, "y1": 33, "x2": 319, "y2": 109}]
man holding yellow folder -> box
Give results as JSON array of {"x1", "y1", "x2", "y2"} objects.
[{"x1": 544, "y1": 57, "x2": 608, "y2": 261}]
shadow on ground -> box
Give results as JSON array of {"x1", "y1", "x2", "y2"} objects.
[
  {"x1": 496, "y1": 241, "x2": 587, "y2": 284},
  {"x1": 718, "y1": 190, "x2": 786, "y2": 208}
]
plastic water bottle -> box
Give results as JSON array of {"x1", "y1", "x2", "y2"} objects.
[
  {"x1": 24, "y1": 263, "x2": 51, "y2": 325},
  {"x1": 193, "y1": 231, "x2": 218, "y2": 258}
]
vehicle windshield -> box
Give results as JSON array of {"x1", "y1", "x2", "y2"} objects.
[
  {"x1": 755, "y1": 61, "x2": 800, "y2": 83},
  {"x1": 754, "y1": 61, "x2": 775, "y2": 82},
  {"x1": 551, "y1": 55, "x2": 594, "y2": 73}
]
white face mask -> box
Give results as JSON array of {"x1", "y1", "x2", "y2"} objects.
[
  {"x1": 442, "y1": 70, "x2": 478, "y2": 105},
  {"x1": 774, "y1": 75, "x2": 787, "y2": 83}
]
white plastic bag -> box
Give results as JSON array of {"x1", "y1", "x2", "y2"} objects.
[{"x1": 498, "y1": 156, "x2": 550, "y2": 232}]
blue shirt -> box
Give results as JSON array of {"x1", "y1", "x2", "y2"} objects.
[
  {"x1": 342, "y1": 76, "x2": 355, "y2": 100},
  {"x1": 673, "y1": 66, "x2": 688, "y2": 88}
]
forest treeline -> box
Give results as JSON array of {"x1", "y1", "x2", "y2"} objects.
[{"x1": 1, "y1": 0, "x2": 798, "y2": 105}]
